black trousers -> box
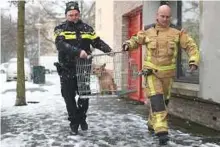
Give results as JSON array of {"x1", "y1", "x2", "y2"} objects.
[{"x1": 60, "y1": 58, "x2": 92, "y2": 125}]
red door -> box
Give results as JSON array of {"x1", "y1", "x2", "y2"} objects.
[{"x1": 128, "y1": 10, "x2": 144, "y2": 102}]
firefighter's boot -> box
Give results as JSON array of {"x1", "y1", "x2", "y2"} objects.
[{"x1": 157, "y1": 132, "x2": 169, "y2": 145}]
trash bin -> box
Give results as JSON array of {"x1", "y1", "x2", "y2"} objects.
[{"x1": 33, "y1": 66, "x2": 45, "y2": 84}]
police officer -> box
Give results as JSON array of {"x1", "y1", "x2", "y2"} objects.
[
  {"x1": 122, "y1": 5, "x2": 200, "y2": 145},
  {"x1": 54, "y1": 1, "x2": 112, "y2": 135}
]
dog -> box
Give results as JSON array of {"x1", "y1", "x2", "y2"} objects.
[{"x1": 92, "y1": 63, "x2": 117, "y2": 95}]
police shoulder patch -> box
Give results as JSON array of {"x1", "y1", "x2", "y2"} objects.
[{"x1": 54, "y1": 29, "x2": 63, "y2": 35}]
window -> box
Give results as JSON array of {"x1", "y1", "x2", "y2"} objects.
[{"x1": 176, "y1": 1, "x2": 200, "y2": 84}]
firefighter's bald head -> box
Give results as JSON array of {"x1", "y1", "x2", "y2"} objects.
[{"x1": 156, "y1": 5, "x2": 171, "y2": 27}]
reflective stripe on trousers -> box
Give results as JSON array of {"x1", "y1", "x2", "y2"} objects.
[{"x1": 145, "y1": 74, "x2": 173, "y2": 134}]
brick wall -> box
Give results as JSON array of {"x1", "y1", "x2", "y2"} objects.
[
  {"x1": 113, "y1": 1, "x2": 143, "y2": 51},
  {"x1": 113, "y1": 1, "x2": 143, "y2": 91}
]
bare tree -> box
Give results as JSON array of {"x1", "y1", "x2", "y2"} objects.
[
  {"x1": 15, "y1": 1, "x2": 27, "y2": 106},
  {"x1": 39, "y1": 0, "x2": 95, "y2": 29},
  {"x1": 1, "y1": 0, "x2": 95, "y2": 65},
  {"x1": 1, "y1": 12, "x2": 17, "y2": 63}
]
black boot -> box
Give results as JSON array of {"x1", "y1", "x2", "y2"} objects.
[
  {"x1": 156, "y1": 132, "x2": 169, "y2": 145},
  {"x1": 78, "y1": 98, "x2": 89, "y2": 131},
  {"x1": 70, "y1": 123, "x2": 79, "y2": 135},
  {"x1": 148, "y1": 126, "x2": 155, "y2": 136},
  {"x1": 80, "y1": 120, "x2": 88, "y2": 131}
]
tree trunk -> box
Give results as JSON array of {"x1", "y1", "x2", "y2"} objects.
[{"x1": 15, "y1": 1, "x2": 27, "y2": 106}]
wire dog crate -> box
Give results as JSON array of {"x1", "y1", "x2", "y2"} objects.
[{"x1": 75, "y1": 51, "x2": 138, "y2": 99}]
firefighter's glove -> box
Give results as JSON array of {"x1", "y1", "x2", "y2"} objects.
[
  {"x1": 189, "y1": 64, "x2": 198, "y2": 72},
  {"x1": 122, "y1": 42, "x2": 129, "y2": 51}
]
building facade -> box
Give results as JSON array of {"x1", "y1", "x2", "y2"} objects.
[{"x1": 96, "y1": 0, "x2": 220, "y2": 130}]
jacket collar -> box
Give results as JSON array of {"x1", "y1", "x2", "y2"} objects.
[{"x1": 155, "y1": 22, "x2": 170, "y2": 31}]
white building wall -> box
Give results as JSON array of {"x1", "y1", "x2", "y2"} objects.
[
  {"x1": 95, "y1": 0, "x2": 114, "y2": 69},
  {"x1": 199, "y1": 1, "x2": 220, "y2": 103},
  {"x1": 95, "y1": 0, "x2": 114, "y2": 49}
]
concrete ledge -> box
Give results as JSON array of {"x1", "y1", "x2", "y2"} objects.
[
  {"x1": 172, "y1": 82, "x2": 200, "y2": 91},
  {"x1": 169, "y1": 95, "x2": 220, "y2": 131},
  {"x1": 172, "y1": 82, "x2": 200, "y2": 97}
]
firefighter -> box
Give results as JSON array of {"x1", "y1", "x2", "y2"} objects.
[
  {"x1": 54, "y1": 1, "x2": 112, "y2": 135},
  {"x1": 122, "y1": 5, "x2": 200, "y2": 145}
]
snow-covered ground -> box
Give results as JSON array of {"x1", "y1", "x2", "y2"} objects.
[{"x1": 1, "y1": 73, "x2": 220, "y2": 147}]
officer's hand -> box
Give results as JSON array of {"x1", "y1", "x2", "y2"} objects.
[
  {"x1": 122, "y1": 43, "x2": 129, "y2": 51},
  {"x1": 108, "y1": 51, "x2": 115, "y2": 57},
  {"x1": 189, "y1": 64, "x2": 198, "y2": 72},
  {"x1": 79, "y1": 50, "x2": 88, "y2": 58}
]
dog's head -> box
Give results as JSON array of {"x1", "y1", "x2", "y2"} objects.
[{"x1": 92, "y1": 63, "x2": 106, "y2": 77}]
